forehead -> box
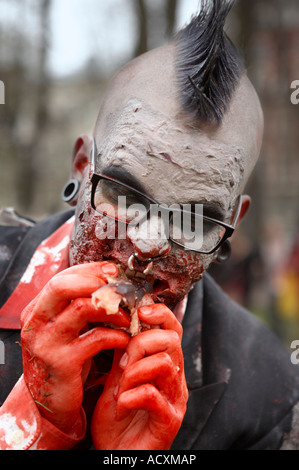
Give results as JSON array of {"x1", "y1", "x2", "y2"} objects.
[{"x1": 95, "y1": 98, "x2": 245, "y2": 212}]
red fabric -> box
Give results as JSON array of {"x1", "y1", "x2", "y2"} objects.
[
  {"x1": 0, "y1": 217, "x2": 74, "y2": 329},
  {"x1": 0, "y1": 216, "x2": 86, "y2": 449},
  {"x1": 0, "y1": 376, "x2": 86, "y2": 450}
]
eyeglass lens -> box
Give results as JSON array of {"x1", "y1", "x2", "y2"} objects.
[{"x1": 93, "y1": 177, "x2": 226, "y2": 253}]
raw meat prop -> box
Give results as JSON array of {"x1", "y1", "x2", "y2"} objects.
[{"x1": 91, "y1": 266, "x2": 155, "y2": 337}]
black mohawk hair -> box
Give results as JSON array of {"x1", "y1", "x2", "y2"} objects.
[{"x1": 175, "y1": 0, "x2": 244, "y2": 125}]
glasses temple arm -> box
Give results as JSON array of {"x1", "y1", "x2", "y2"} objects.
[{"x1": 90, "y1": 137, "x2": 96, "y2": 173}]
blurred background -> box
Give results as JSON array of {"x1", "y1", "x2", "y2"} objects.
[{"x1": 0, "y1": 0, "x2": 298, "y2": 345}]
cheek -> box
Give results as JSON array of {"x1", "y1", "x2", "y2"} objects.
[
  {"x1": 69, "y1": 182, "x2": 105, "y2": 264},
  {"x1": 69, "y1": 184, "x2": 133, "y2": 265},
  {"x1": 169, "y1": 247, "x2": 214, "y2": 279},
  {"x1": 155, "y1": 247, "x2": 214, "y2": 306},
  {"x1": 69, "y1": 207, "x2": 102, "y2": 265}
]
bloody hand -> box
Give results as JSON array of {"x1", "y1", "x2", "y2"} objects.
[
  {"x1": 20, "y1": 262, "x2": 130, "y2": 434},
  {"x1": 91, "y1": 303, "x2": 188, "y2": 450}
]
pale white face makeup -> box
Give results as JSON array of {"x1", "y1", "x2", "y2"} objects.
[
  {"x1": 70, "y1": 99, "x2": 244, "y2": 307},
  {"x1": 95, "y1": 97, "x2": 245, "y2": 215}
]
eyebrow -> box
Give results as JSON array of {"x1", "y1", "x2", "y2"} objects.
[
  {"x1": 101, "y1": 166, "x2": 147, "y2": 194},
  {"x1": 188, "y1": 201, "x2": 225, "y2": 221},
  {"x1": 100, "y1": 166, "x2": 225, "y2": 221}
]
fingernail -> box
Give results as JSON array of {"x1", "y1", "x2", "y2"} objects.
[
  {"x1": 139, "y1": 305, "x2": 153, "y2": 315},
  {"x1": 119, "y1": 352, "x2": 128, "y2": 369},
  {"x1": 113, "y1": 383, "x2": 119, "y2": 399},
  {"x1": 101, "y1": 263, "x2": 118, "y2": 275}
]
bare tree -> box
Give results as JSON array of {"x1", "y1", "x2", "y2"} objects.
[
  {"x1": 13, "y1": 0, "x2": 52, "y2": 211},
  {"x1": 133, "y1": 0, "x2": 178, "y2": 57},
  {"x1": 134, "y1": 0, "x2": 148, "y2": 57},
  {"x1": 166, "y1": 0, "x2": 178, "y2": 38}
]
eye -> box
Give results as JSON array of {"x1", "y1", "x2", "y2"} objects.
[
  {"x1": 101, "y1": 180, "x2": 127, "y2": 203},
  {"x1": 100, "y1": 179, "x2": 149, "y2": 209},
  {"x1": 202, "y1": 219, "x2": 221, "y2": 235}
]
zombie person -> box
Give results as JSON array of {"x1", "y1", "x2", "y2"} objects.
[{"x1": 1, "y1": 0, "x2": 299, "y2": 450}]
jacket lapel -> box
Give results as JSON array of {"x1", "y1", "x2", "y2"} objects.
[
  {"x1": 171, "y1": 277, "x2": 230, "y2": 450},
  {"x1": 172, "y1": 381, "x2": 228, "y2": 450}
]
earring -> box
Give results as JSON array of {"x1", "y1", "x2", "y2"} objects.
[
  {"x1": 61, "y1": 179, "x2": 80, "y2": 206},
  {"x1": 216, "y1": 240, "x2": 231, "y2": 264}
]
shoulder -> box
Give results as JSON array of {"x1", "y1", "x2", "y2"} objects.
[
  {"x1": 0, "y1": 208, "x2": 35, "y2": 281},
  {"x1": 199, "y1": 273, "x2": 299, "y2": 448},
  {"x1": 201, "y1": 272, "x2": 298, "y2": 385},
  {"x1": 0, "y1": 208, "x2": 74, "y2": 303},
  {"x1": 0, "y1": 207, "x2": 73, "y2": 264},
  {"x1": 0, "y1": 207, "x2": 35, "y2": 227}
]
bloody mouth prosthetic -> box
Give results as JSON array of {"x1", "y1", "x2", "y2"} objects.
[{"x1": 70, "y1": 202, "x2": 204, "y2": 313}]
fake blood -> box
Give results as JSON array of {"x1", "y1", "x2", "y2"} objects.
[{"x1": 70, "y1": 195, "x2": 204, "y2": 309}]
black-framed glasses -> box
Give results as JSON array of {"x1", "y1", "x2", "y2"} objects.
[{"x1": 90, "y1": 138, "x2": 243, "y2": 254}]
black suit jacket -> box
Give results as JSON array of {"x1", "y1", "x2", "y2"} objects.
[{"x1": 1, "y1": 209, "x2": 299, "y2": 450}]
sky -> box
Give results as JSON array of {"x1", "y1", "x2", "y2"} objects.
[
  {"x1": 0, "y1": 0, "x2": 202, "y2": 78},
  {"x1": 47, "y1": 0, "x2": 202, "y2": 77}
]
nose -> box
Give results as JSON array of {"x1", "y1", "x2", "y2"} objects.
[{"x1": 126, "y1": 213, "x2": 171, "y2": 261}]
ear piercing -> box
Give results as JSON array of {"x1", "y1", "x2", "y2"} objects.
[
  {"x1": 61, "y1": 179, "x2": 80, "y2": 206},
  {"x1": 216, "y1": 240, "x2": 231, "y2": 264}
]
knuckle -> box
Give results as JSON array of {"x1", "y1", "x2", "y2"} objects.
[
  {"x1": 46, "y1": 276, "x2": 62, "y2": 296},
  {"x1": 176, "y1": 322, "x2": 183, "y2": 337},
  {"x1": 157, "y1": 353, "x2": 175, "y2": 373},
  {"x1": 168, "y1": 329, "x2": 181, "y2": 344},
  {"x1": 71, "y1": 297, "x2": 86, "y2": 312},
  {"x1": 130, "y1": 334, "x2": 144, "y2": 352},
  {"x1": 157, "y1": 351, "x2": 172, "y2": 366},
  {"x1": 142, "y1": 383, "x2": 158, "y2": 399}
]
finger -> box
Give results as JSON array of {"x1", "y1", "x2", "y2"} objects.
[
  {"x1": 119, "y1": 329, "x2": 182, "y2": 369},
  {"x1": 100, "y1": 349, "x2": 124, "y2": 392},
  {"x1": 118, "y1": 352, "x2": 180, "y2": 402},
  {"x1": 138, "y1": 304, "x2": 183, "y2": 340},
  {"x1": 54, "y1": 298, "x2": 130, "y2": 338},
  {"x1": 32, "y1": 273, "x2": 106, "y2": 322},
  {"x1": 116, "y1": 384, "x2": 170, "y2": 423},
  {"x1": 70, "y1": 326, "x2": 129, "y2": 365},
  {"x1": 55, "y1": 261, "x2": 119, "y2": 281}
]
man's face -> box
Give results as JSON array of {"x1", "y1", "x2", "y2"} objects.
[
  {"x1": 69, "y1": 97, "x2": 246, "y2": 309},
  {"x1": 69, "y1": 43, "x2": 263, "y2": 309}
]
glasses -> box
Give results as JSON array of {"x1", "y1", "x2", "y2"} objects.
[{"x1": 90, "y1": 138, "x2": 243, "y2": 254}]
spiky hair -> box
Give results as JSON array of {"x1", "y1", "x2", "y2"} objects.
[{"x1": 175, "y1": 0, "x2": 244, "y2": 125}]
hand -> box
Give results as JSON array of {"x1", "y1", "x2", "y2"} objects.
[
  {"x1": 91, "y1": 304, "x2": 188, "y2": 450},
  {"x1": 20, "y1": 262, "x2": 130, "y2": 433}
]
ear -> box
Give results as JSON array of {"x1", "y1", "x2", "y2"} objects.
[
  {"x1": 71, "y1": 134, "x2": 91, "y2": 181},
  {"x1": 236, "y1": 195, "x2": 251, "y2": 227}
]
